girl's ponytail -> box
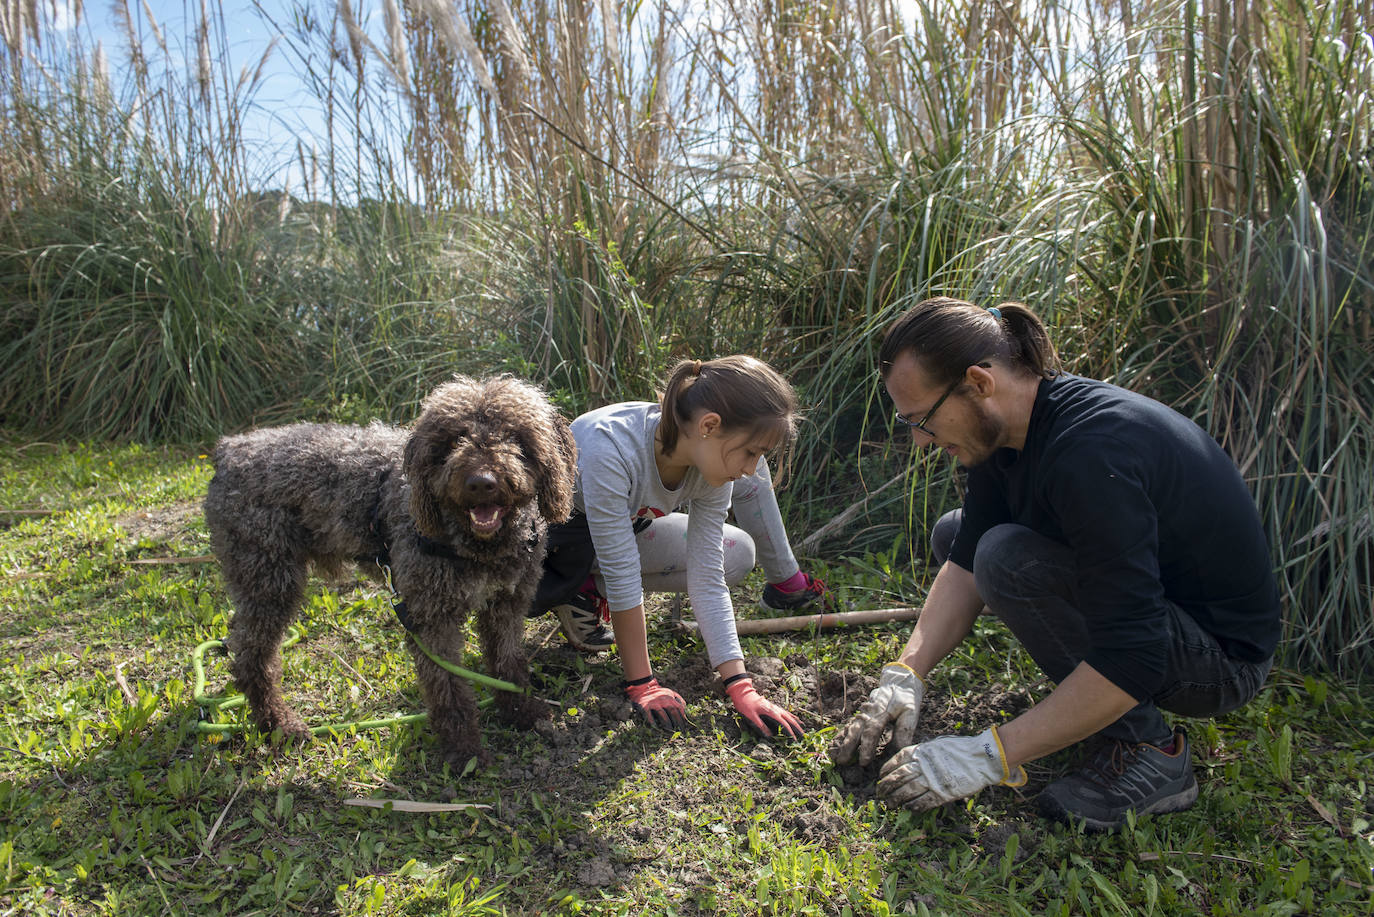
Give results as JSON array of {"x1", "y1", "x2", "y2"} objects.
[{"x1": 657, "y1": 359, "x2": 705, "y2": 453}]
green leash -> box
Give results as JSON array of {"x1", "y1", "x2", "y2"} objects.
[{"x1": 191, "y1": 625, "x2": 522, "y2": 736}]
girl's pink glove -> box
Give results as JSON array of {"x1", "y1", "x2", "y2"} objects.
[
  {"x1": 623, "y1": 675, "x2": 687, "y2": 730},
  {"x1": 725, "y1": 676, "x2": 804, "y2": 739}
]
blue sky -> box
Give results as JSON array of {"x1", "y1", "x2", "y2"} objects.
[
  {"x1": 70, "y1": 1, "x2": 305, "y2": 105},
  {"x1": 39, "y1": 0, "x2": 942, "y2": 198},
  {"x1": 51, "y1": 0, "x2": 338, "y2": 194}
]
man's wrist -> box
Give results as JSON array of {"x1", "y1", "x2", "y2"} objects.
[
  {"x1": 984, "y1": 725, "x2": 1028, "y2": 787},
  {"x1": 887, "y1": 660, "x2": 925, "y2": 684}
]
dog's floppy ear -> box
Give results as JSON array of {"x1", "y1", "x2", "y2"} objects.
[
  {"x1": 531, "y1": 407, "x2": 578, "y2": 524},
  {"x1": 402, "y1": 429, "x2": 446, "y2": 539},
  {"x1": 403, "y1": 380, "x2": 475, "y2": 539}
]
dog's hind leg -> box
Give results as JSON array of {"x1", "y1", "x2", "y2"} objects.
[{"x1": 219, "y1": 547, "x2": 312, "y2": 742}]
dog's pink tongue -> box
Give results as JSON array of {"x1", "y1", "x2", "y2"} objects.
[{"x1": 470, "y1": 504, "x2": 505, "y2": 533}]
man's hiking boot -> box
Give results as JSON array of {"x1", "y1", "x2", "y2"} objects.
[{"x1": 1037, "y1": 726, "x2": 1198, "y2": 832}]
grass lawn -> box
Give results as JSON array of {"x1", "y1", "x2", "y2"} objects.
[{"x1": 1, "y1": 435, "x2": 1371, "y2": 915}]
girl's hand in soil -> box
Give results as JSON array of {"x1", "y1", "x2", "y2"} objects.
[
  {"x1": 623, "y1": 675, "x2": 687, "y2": 730},
  {"x1": 725, "y1": 676, "x2": 804, "y2": 739}
]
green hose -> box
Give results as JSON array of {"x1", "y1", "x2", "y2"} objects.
[{"x1": 191, "y1": 625, "x2": 520, "y2": 736}]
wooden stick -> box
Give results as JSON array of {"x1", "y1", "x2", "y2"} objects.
[
  {"x1": 681, "y1": 606, "x2": 923, "y2": 635},
  {"x1": 197, "y1": 777, "x2": 246, "y2": 861},
  {"x1": 343, "y1": 798, "x2": 490, "y2": 813}
]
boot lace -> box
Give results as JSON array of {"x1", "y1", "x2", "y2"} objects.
[{"x1": 1082, "y1": 739, "x2": 1141, "y2": 789}]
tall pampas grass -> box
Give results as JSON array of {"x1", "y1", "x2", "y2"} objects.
[{"x1": 0, "y1": 0, "x2": 1369, "y2": 673}]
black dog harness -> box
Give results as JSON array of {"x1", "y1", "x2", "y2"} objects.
[
  {"x1": 348, "y1": 469, "x2": 529, "y2": 696},
  {"x1": 357, "y1": 469, "x2": 458, "y2": 632}
]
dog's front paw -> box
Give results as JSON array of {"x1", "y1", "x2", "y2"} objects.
[
  {"x1": 258, "y1": 707, "x2": 311, "y2": 744},
  {"x1": 442, "y1": 743, "x2": 493, "y2": 773},
  {"x1": 500, "y1": 693, "x2": 552, "y2": 728}
]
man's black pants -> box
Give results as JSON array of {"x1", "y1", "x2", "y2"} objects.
[{"x1": 931, "y1": 510, "x2": 1272, "y2": 745}]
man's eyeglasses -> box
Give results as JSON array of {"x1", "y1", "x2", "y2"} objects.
[
  {"x1": 892, "y1": 363, "x2": 990, "y2": 437},
  {"x1": 894, "y1": 378, "x2": 961, "y2": 437}
]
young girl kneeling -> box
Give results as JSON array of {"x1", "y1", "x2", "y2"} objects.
[{"x1": 538, "y1": 356, "x2": 828, "y2": 737}]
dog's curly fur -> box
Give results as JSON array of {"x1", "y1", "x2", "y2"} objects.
[{"x1": 204, "y1": 376, "x2": 576, "y2": 765}]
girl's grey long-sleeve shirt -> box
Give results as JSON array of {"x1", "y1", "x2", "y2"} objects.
[{"x1": 571, "y1": 401, "x2": 742, "y2": 667}]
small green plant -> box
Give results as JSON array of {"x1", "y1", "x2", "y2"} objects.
[{"x1": 1261, "y1": 723, "x2": 1296, "y2": 787}]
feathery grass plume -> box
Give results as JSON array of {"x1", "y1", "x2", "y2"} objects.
[
  {"x1": 491, "y1": 0, "x2": 531, "y2": 85},
  {"x1": 236, "y1": 34, "x2": 279, "y2": 100},
  {"x1": 196, "y1": 0, "x2": 211, "y2": 105},
  {"x1": 91, "y1": 41, "x2": 110, "y2": 105},
  {"x1": 27, "y1": 0, "x2": 39, "y2": 43},
  {"x1": 381, "y1": 0, "x2": 411, "y2": 94},
  {"x1": 297, "y1": 138, "x2": 314, "y2": 199},
  {"x1": 337, "y1": 0, "x2": 366, "y2": 78},
  {"x1": 597, "y1": 0, "x2": 620, "y2": 77},
  {"x1": 412, "y1": 0, "x2": 501, "y2": 103},
  {"x1": 109, "y1": 0, "x2": 134, "y2": 53},
  {"x1": 337, "y1": 0, "x2": 411, "y2": 95},
  {"x1": 0, "y1": 0, "x2": 28, "y2": 58},
  {"x1": 138, "y1": 0, "x2": 165, "y2": 55}
]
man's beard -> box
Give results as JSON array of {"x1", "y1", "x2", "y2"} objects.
[{"x1": 956, "y1": 399, "x2": 1004, "y2": 468}]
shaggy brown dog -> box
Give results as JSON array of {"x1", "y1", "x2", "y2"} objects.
[{"x1": 204, "y1": 376, "x2": 576, "y2": 765}]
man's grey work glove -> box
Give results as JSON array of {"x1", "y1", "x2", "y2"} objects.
[
  {"x1": 876, "y1": 725, "x2": 1028, "y2": 811},
  {"x1": 828, "y1": 662, "x2": 924, "y2": 767}
]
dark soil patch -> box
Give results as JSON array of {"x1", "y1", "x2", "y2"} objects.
[{"x1": 474, "y1": 618, "x2": 1051, "y2": 909}]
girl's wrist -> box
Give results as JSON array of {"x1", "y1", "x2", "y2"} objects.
[
  {"x1": 621, "y1": 661, "x2": 653, "y2": 681},
  {"x1": 715, "y1": 658, "x2": 747, "y2": 680},
  {"x1": 609, "y1": 604, "x2": 652, "y2": 681}
]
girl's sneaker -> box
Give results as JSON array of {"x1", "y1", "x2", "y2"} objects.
[
  {"x1": 553, "y1": 587, "x2": 614, "y2": 652},
  {"x1": 759, "y1": 573, "x2": 834, "y2": 613}
]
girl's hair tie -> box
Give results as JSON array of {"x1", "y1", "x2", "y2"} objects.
[{"x1": 987, "y1": 307, "x2": 1002, "y2": 320}]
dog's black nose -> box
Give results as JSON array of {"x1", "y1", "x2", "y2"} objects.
[{"x1": 465, "y1": 472, "x2": 499, "y2": 498}]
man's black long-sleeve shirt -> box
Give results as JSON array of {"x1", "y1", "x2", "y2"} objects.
[{"x1": 948, "y1": 373, "x2": 1281, "y2": 702}]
